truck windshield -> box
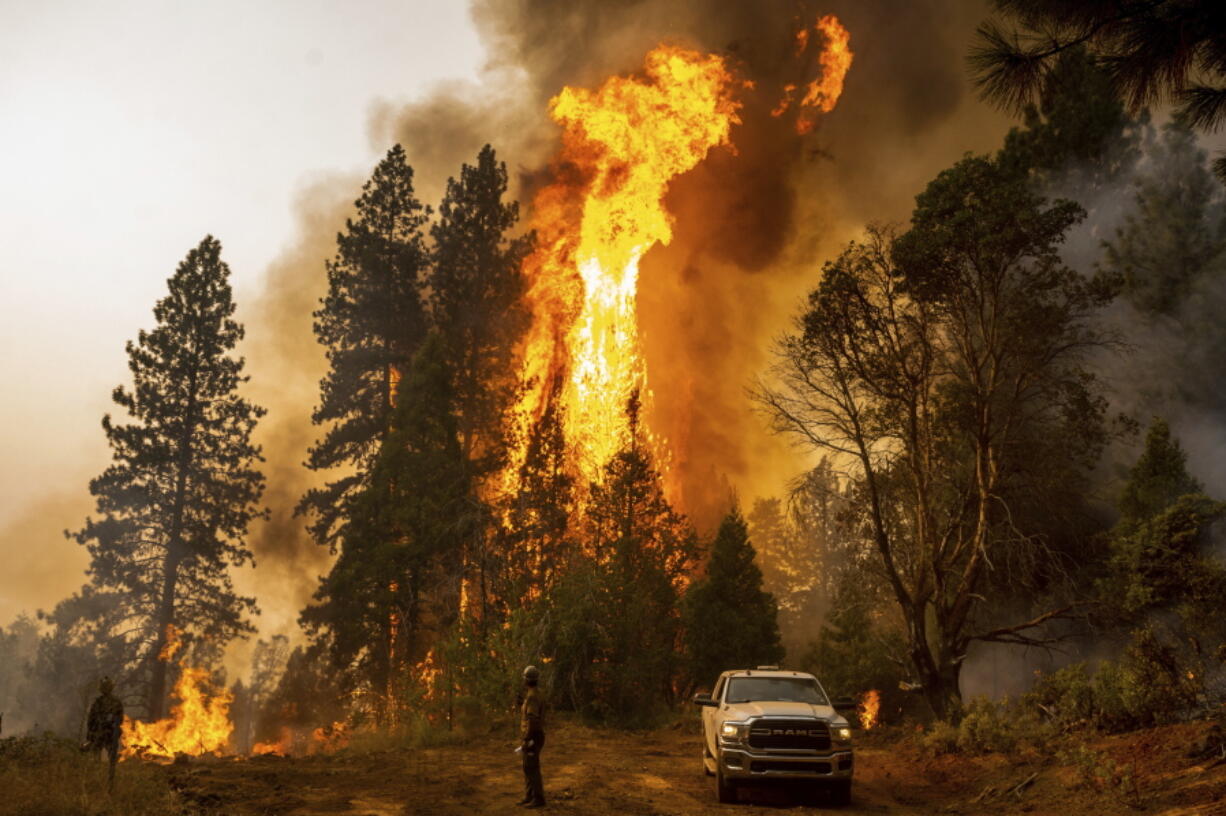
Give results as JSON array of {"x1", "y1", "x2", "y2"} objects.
[{"x1": 724, "y1": 677, "x2": 828, "y2": 705}]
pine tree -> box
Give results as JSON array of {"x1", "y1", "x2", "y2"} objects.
[
  {"x1": 574, "y1": 397, "x2": 697, "y2": 721},
  {"x1": 971, "y1": 0, "x2": 1226, "y2": 179},
  {"x1": 1119, "y1": 418, "x2": 1203, "y2": 526},
  {"x1": 427, "y1": 144, "x2": 533, "y2": 623},
  {"x1": 429, "y1": 144, "x2": 532, "y2": 470},
  {"x1": 70, "y1": 236, "x2": 265, "y2": 718},
  {"x1": 299, "y1": 144, "x2": 432, "y2": 550},
  {"x1": 302, "y1": 333, "x2": 475, "y2": 707},
  {"x1": 499, "y1": 381, "x2": 575, "y2": 606},
  {"x1": 1105, "y1": 121, "x2": 1226, "y2": 316},
  {"x1": 683, "y1": 507, "x2": 784, "y2": 688},
  {"x1": 999, "y1": 46, "x2": 1142, "y2": 194}
]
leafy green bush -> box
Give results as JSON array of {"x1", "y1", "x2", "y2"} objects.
[
  {"x1": 956, "y1": 697, "x2": 1050, "y2": 754},
  {"x1": 919, "y1": 719, "x2": 961, "y2": 755},
  {"x1": 916, "y1": 697, "x2": 1051, "y2": 755},
  {"x1": 1059, "y1": 743, "x2": 1146, "y2": 809},
  {"x1": 1028, "y1": 625, "x2": 1207, "y2": 733}
]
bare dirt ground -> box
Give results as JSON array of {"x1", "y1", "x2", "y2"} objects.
[{"x1": 161, "y1": 719, "x2": 1226, "y2": 816}]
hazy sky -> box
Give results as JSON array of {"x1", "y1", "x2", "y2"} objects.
[{"x1": 0, "y1": 0, "x2": 484, "y2": 621}]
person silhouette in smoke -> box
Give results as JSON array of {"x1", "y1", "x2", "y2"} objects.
[
  {"x1": 516, "y1": 665, "x2": 546, "y2": 808},
  {"x1": 85, "y1": 676, "x2": 124, "y2": 790}
]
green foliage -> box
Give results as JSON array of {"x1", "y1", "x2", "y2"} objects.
[
  {"x1": 68, "y1": 235, "x2": 266, "y2": 717},
  {"x1": 1029, "y1": 624, "x2": 1209, "y2": 734},
  {"x1": 971, "y1": 0, "x2": 1226, "y2": 181},
  {"x1": 300, "y1": 143, "x2": 431, "y2": 551},
  {"x1": 303, "y1": 334, "x2": 474, "y2": 704},
  {"x1": 956, "y1": 697, "x2": 1049, "y2": 755},
  {"x1": 1105, "y1": 122, "x2": 1226, "y2": 316},
  {"x1": 918, "y1": 697, "x2": 1051, "y2": 756},
  {"x1": 682, "y1": 507, "x2": 784, "y2": 688},
  {"x1": 540, "y1": 420, "x2": 697, "y2": 727},
  {"x1": 428, "y1": 144, "x2": 531, "y2": 475},
  {"x1": 428, "y1": 145, "x2": 533, "y2": 626},
  {"x1": 802, "y1": 572, "x2": 906, "y2": 720},
  {"x1": 763, "y1": 145, "x2": 1116, "y2": 719},
  {"x1": 1117, "y1": 419, "x2": 1204, "y2": 527},
  {"x1": 301, "y1": 146, "x2": 535, "y2": 706},
  {"x1": 1101, "y1": 494, "x2": 1226, "y2": 618},
  {"x1": 999, "y1": 46, "x2": 1142, "y2": 191}
]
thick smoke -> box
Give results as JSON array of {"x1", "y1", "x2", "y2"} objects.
[
  {"x1": 228, "y1": 175, "x2": 359, "y2": 666},
  {"x1": 370, "y1": 0, "x2": 1012, "y2": 531}
]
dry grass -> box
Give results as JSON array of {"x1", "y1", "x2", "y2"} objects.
[{"x1": 0, "y1": 735, "x2": 183, "y2": 816}]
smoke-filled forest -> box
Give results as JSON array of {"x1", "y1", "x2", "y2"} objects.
[{"x1": 4, "y1": 1, "x2": 1226, "y2": 814}]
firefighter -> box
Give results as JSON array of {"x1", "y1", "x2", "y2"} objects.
[
  {"x1": 85, "y1": 676, "x2": 124, "y2": 789},
  {"x1": 517, "y1": 665, "x2": 546, "y2": 808}
]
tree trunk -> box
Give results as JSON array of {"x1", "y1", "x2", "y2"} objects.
[
  {"x1": 920, "y1": 662, "x2": 963, "y2": 722},
  {"x1": 150, "y1": 365, "x2": 197, "y2": 719},
  {"x1": 148, "y1": 554, "x2": 181, "y2": 720}
]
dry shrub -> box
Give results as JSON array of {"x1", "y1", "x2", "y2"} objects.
[{"x1": 0, "y1": 735, "x2": 182, "y2": 816}]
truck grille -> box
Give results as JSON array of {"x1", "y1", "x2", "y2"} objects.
[
  {"x1": 750, "y1": 760, "x2": 832, "y2": 774},
  {"x1": 747, "y1": 719, "x2": 830, "y2": 751}
]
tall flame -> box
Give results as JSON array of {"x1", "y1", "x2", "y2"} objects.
[
  {"x1": 122, "y1": 669, "x2": 234, "y2": 760},
  {"x1": 859, "y1": 689, "x2": 881, "y2": 731},
  {"x1": 122, "y1": 625, "x2": 234, "y2": 761},
  {"x1": 514, "y1": 46, "x2": 741, "y2": 486}
]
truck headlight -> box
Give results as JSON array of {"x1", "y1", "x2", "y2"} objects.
[
  {"x1": 720, "y1": 722, "x2": 747, "y2": 740},
  {"x1": 834, "y1": 726, "x2": 852, "y2": 743}
]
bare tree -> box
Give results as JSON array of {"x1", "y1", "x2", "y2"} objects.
[{"x1": 755, "y1": 157, "x2": 1116, "y2": 718}]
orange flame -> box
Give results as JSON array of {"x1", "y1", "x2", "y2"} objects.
[
  {"x1": 512, "y1": 46, "x2": 741, "y2": 488},
  {"x1": 858, "y1": 689, "x2": 881, "y2": 731},
  {"x1": 122, "y1": 626, "x2": 233, "y2": 761},
  {"x1": 122, "y1": 666, "x2": 234, "y2": 760},
  {"x1": 157, "y1": 623, "x2": 183, "y2": 662},
  {"x1": 773, "y1": 14, "x2": 853, "y2": 134},
  {"x1": 253, "y1": 721, "x2": 348, "y2": 757}
]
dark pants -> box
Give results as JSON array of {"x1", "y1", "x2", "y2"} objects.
[
  {"x1": 89, "y1": 736, "x2": 120, "y2": 790},
  {"x1": 522, "y1": 732, "x2": 546, "y2": 805}
]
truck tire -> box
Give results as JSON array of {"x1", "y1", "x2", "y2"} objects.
[
  {"x1": 829, "y1": 779, "x2": 852, "y2": 806},
  {"x1": 716, "y1": 765, "x2": 737, "y2": 804}
]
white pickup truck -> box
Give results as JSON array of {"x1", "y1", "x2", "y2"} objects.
[{"x1": 693, "y1": 667, "x2": 854, "y2": 805}]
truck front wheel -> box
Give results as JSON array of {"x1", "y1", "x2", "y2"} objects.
[{"x1": 715, "y1": 764, "x2": 737, "y2": 804}]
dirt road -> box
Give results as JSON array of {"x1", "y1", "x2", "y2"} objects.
[{"x1": 167, "y1": 719, "x2": 1226, "y2": 816}]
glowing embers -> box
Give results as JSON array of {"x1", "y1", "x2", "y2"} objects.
[
  {"x1": 772, "y1": 14, "x2": 853, "y2": 134},
  {"x1": 252, "y1": 721, "x2": 349, "y2": 757}
]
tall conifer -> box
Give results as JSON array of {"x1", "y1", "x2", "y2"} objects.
[
  {"x1": 71, "y1": 236, "x2": 265, "y2": 718},
  {"x1": 299, "y1": 144, "x2": 431, "y2": 549}
]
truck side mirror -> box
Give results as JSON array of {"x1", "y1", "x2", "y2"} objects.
[
  {"x1": 832, "y1": 696, "x2": 856, "y2": 712},
  {"x1": 692, "y1": 692, "x2": 718, "y2": 707}
]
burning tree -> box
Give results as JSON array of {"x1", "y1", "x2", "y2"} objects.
[
  {"x1": 69, "y1": 236, "x2": 266, "y2": 719},
  {"x1": 756, "y1": 154, "x2": 1117, "y2": 718},
  {"x1": 427, "y1": 144, "x2": 533, "y2": 628}
]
